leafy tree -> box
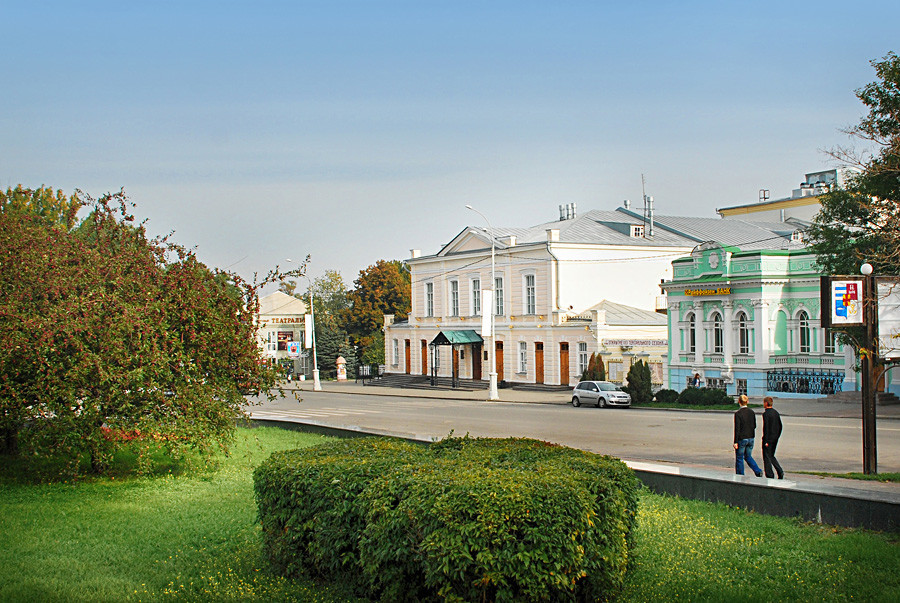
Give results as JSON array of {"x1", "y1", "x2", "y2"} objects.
[
  {"x1": 343, "y1": 260, "x2": 411, "y2": 358},
  {"x1": 808, "y1": 52, "x2": 900, "y2": 275},
  {"x1": 1, "y1": 184, "x2": 83, "y2": 230},
  {"x1": 0, "y1": 189, "x2": 281, "y2": 474},
  {"x1": 306, "y1": 270, "x2": 350, "y2": 326},
  {"x1": 624, "y1": 360, "x2": 652, "y2": 405},
  {"x1": 278, "y1": 280, "x2": 298, "y2": 296}
]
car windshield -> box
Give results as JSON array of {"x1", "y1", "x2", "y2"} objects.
[{"x1": 597, "y1": 383, "x2": 620, "y2": 391}]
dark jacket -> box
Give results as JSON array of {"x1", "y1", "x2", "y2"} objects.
[
  {"x1": 734, "y1": 406, "x2": 757, "y2": 443},
  {"x1": 763, "y1": 407, "x2": 783, "y2": 443}
]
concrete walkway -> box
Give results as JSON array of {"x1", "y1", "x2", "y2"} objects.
[{"x1": 281, "y1": 379, "x2": 900, "y2": 420}]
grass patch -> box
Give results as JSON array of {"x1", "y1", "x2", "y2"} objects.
[
  {"x1": 622, "y1": 492, "x2": 900, "y2": 601},
  {"x1": 0, "y1": 427, "x2": 362, "y2": 602},
  {"x1": 795, "y1": 471, "x2": 900, "y2": 483},
  {"x1": 2, "y1": 428, "x2": 898, "y2": 602}
]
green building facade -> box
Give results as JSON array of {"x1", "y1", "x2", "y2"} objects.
[{"x1": 661, "y1": 241, "x2": 854, "y2": 398}]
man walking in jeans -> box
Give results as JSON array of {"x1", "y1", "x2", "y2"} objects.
[{"x1": 733, "y1": 394, "x2": 763, "y2": 476}]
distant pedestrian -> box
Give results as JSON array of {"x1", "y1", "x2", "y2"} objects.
[
  {"x1": 692, "y1": 373, "x2": 701, "y2": 387},
  {"x1": 762, "y1": 396, "x2": 784, "y2": 479},
  {"x1": 733, "y1": 394, "x2": 763, "y2": 477}
]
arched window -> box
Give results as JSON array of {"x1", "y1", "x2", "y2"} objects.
[
  {"x1": 712, "y1": 311, "x2": 724, "y2": 353},
  {"x1": 688, "y1": 313, "x2": 696, "y2": 353},
  {"x1": 737, "y1": 311, "x2": 749, "y2": 354},
  {"x1": 799, "y1": 310, "x2": 810, "y2": 353}
]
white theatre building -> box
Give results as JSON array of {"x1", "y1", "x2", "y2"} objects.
[{"x1": 384, "y1": 204, "x2": 696, "y2": 387}]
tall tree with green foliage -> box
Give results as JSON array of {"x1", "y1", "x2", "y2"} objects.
[
  {"x1": 343, "y1": 260, "x2": 411, "y2": 358},
  {"x1": 0, "y1": 188, "x2": 281, "y2": 474},
  {"x1": 625, "y1": 359, "x2": 652, "y2": 405},
  {"x1": 808, "y1": 52, "x2": 900, "y2": 275}
]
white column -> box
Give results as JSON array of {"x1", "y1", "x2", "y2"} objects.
[
  {"x1": 754, "y1": 300, "x2": 768, "y2": 365},
  {"x1": 722, "y1": 300, "x2": 734, "y2": 367}
]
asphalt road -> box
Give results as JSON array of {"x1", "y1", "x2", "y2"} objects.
[{"x1": 246, "y1": 390, "x2": 900, "y2": 475}]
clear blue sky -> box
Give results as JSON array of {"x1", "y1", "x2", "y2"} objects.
[{"x1": 2, "y1": 1, "x2": 897, "y2": 286}]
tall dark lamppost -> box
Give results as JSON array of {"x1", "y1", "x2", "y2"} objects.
[{"x1": 860, "y1": 262, "x2": 877, "y2": 474}]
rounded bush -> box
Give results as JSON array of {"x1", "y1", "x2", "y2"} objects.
[
  {"x1": 677, "y1": 387, "x2": 735, "y2": 406},
  {"x1": 653, "y1": 388, "x2": 679, "y2": 404},
  {"x1": 254, "y1": 436, "x2": 640, "y2": 601}
]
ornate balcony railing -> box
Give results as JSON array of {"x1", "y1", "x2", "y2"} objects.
[{"x1": 766, "y1": 368, "x2": 844, "y2": 395}]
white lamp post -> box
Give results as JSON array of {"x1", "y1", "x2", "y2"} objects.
[
  {"x1": 286, "y1": 259, "x2": 321, "y2": 391},
  {"x1": 465, "y1": 204, "x2": 500, "y2": 400}
]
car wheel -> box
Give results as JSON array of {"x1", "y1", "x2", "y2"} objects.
[
  {"x1": 572, "y1": 396, "x2": 581, "y2": 407},
  {"x1": 598, "y1": 398, "x2": 606, "y2": 408}
]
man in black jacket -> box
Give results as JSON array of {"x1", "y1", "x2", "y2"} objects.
[
  {"x1": 762, "y1": 396, "x2": 785, "y2": 479},
  {"x1": 733, "y1": 394, "x2": 763, "y2": 476}
]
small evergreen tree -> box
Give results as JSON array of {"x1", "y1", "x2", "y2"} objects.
[
  {"x1": 581, "y1": 352, "x2": 606, "y2": 381},
  {"x1": 625, "y1": 359, "x2": 652, "y2": 405}
]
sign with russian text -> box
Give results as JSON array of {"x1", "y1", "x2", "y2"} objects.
[
  {"x1": 287, "y1": 341, "x2": 301, "y2": 358},
  {"x1": 831, "y1": 280, "x2": 864, "y2": 325},
  {"x1": 685, "y1": 287, "x2": 731, "y2": 296}
]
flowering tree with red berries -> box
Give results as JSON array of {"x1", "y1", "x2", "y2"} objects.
[{"x1": 0, "y1": 189, "x2": 281, "y2": 475}]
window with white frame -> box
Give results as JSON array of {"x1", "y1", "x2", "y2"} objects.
[
  {"x1": 737, "y1": 311, "x2": 750, "y2": 354},
  {"x1": 825, "y1": 330, "x2": 841, "y2": 354},
  {"x1": 577, "y1": 342, "x2": 589, "y2": 375},
  {"x1": 630, "y1": 224, "x2": 644, "y2": 238},
  {"x1": 449, "y1": 280, "x2": 459, "y2": 316},
  {"x1": 712, "y1": 312, "x2": 723, "y2": 353},
  {"x1": 524, "y1": 274, "x2": 536, "y2": 315},
  {"x1": 799, "y1": 310, "x2": 811, "y2": 353},
  {"x1": 425, "y1": 282, "x2": 434, "y2": 317},
  {"x1": 432, "y1": 345, "x2": 440, "y2": 370},
  {"x1": 495, "y1": 276, "x2": 504, "y2": 315},
  {"x1": 471, "y1": 278, "x2": 481, "y2": 315},
  {"x1": 688, "y1": 313, "x2": 696, "y2": 353},
  {"x1": 518, "y1": 341, "x2": 528, "y2": 373},
  {"x1": 392, "y1": 339, "x2": 399, "y2": 365}
]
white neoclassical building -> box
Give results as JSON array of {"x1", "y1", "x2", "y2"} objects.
[{"x1": 384, "y1": 204, "x2": 701, "y2": 387}]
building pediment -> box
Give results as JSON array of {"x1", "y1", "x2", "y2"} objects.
[{"x1": 438, "y1": 227, "x2": 499, "y2": 256}]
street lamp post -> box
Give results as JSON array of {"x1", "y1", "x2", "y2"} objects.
[
  {"x1": 860, "y1": 262, "x2": 877, "y2": 473},
  {"x1": 287, "y1": 259, "x2": 321, "y2": 392},
  {"x1": 465, "y1": 204, "x2": 500, "y2": 401}
]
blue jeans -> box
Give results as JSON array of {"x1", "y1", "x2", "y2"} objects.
[{"x1": 735, "y1": 438, "x2": 762, "y2": 476}]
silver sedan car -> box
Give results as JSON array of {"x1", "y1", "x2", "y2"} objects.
[{"x1": 571, "y1": 381, "x2": 632, "y2": 408}]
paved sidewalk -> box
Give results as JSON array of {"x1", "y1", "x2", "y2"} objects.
[{"x1": 280, "y1": 380, "x2": 900, "y2": 420}]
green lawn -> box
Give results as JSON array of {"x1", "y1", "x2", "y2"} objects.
[{"x1": 1, "y1": 427, "x2": 898, "y2": 602}]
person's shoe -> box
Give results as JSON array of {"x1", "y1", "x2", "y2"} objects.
[
  {"x1": 777, "y1": 474, "x2": 784, "y2": 480},
  {"x1": 755, "y1": 472, "x2": 763, "y2": 477}
]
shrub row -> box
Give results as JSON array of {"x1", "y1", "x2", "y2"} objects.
[
  {"x1": 253, "y1": 436, "x2": 640, "y2": 602},
  {"x1": 653, "y1": 387, "x2": 735, "y2": 406}
]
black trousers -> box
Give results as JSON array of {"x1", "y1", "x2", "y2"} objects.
[{"x1": 763, "y1": 439, "x2": 783, "y2": 479}]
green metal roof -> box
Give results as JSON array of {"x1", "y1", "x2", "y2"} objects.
[{"x1": 431, "y1": 330, "x2": 483, "y2": 345}]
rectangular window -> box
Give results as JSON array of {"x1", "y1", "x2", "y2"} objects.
[
  {"x1": 450, "y1": 280, "x2": 459, "y2": 316},
  {"x1": 495, "y1": 277, "x2": 504, "y2": 315},
  {"x1": 425, "y1": 282, "x2": 434, "y2": 317},
  {"x1": 737, "y1": 379, "x2": 748, "y2": 396},
  {"x1": 432, "y1": 345, "x2": 441, "y2": 370},
  {"x1": 578, "y1": 342, "x2": 589, "y2": 375},
  {"x1": 525, "y1": 274, "x2": 536, "y2": 315},
  {"x1": 471, "y1": 278, "x2": 481, "y2": 315},
  {"x1": 518, "y1": 341, "x2": 528, "y2": 373},
  {"x1": 392, "y1": 339, "x2": 399, "y2": 365},
  {"x1": 825, "y1": 330, "x2": 841, "y2": 354}
]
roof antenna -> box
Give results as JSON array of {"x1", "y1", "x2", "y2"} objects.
[{"x1": 641, "y1": 174, "x2": 655, "y2": 237}]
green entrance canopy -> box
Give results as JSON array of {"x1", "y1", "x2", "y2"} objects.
[{"x1": 431, "y1": 330, "x2": 483, "y2": 346}]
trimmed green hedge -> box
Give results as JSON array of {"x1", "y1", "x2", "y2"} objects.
[
  {"x1": 653, "y1": 388, "x2": 679, "y2": 404},
  {"x1": 253, "y1": 436, "x2": 640, "y2": 602},
  {"x1": 676, "y1": 386, "x2": 735, "y2": 406}
]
